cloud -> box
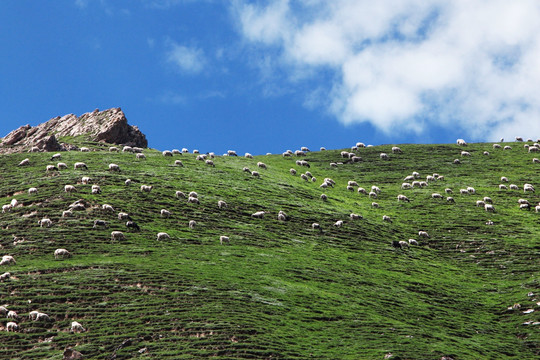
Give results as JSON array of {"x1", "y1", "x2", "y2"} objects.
[
  {"x1": 166, "y1": 42, "x2": 206, "y2": 74},
  {"x1": 233, "y1": 0, "x2": 540, "y2": 141}
]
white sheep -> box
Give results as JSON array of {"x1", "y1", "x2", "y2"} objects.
[
  {"x1": 187, "y1": 196, "x2": 200, "y2": 204},
  {"x1": 504, "y1": 146, "x2": 512, "y2": 150},
  {"x1": 251, "y1": 171, "x2": 260, "y2": 177},
  {"x1": 369, "y1": 191, "x2": 378, "y2": 198},
  {"x1": 372, "y1": 202, "x2": 379, "y2": 208},
  {"x1": 467, "y1": 187, "x2": 476, "y2": 194},
  {"x1": 18, "y1": 158, "x2": 30, "y2": 166},
  {"x1": 510, "y1": 184, "x2": 519, "y2": 190},
  {"x1": 38, "y1": 218, "x2": 52, "y2": 227},
  {"x1": 163, "y1": 150, "x2": 173, "y2": 157},
  {"x1": 320, "y1": 194, "x2": 328, "y2": 201},
  {"x1": 140, "y1": 185, "x2": 153, "y2": 193},
  {"x1": 412, "y1": 181, "x2": 421, "y2": 188},
  {"x1": 461, "y1": 151, "x2": 471, "y2": 156},
  {"x1": 188, "y1": 191, "x2": 198, "y2": 198},
  {"x1": 380, "y1": 153, "x2": 389, "y2": 160},
  {"x1": 157, "y1": 232, "x2": 170, "y2": 240},
  {"x1": 535, "y1": 205, "x2": 540, "y2": 213},
  {"x1": 453, "y1": 159, "x2": 461, "y2": 164},
  {"x1": 175, "y1": 191, "x2": 186, "y2": 199},
  {"x1": 74, "y1": 162, "x2": 88, "y2": 170},
  {"x1": 57, "y1": 162, "x2": 68, "y2": 169},
  {"x1": 501, "y1": 176, "x2": 508, "y2": 182},
  {"x1": 136, "y1": 153, "x2": 146, "y2": 159},
  {"x1": 371, "y1": 185, "x2": 381, "y2": 193},
  {"x1": 476, "y1": 200, "x2": 485, "y2": 207},
  {"x1": 109, "y1": 163, "x2": 120, "y2": 171},
  {"x1": 2, "y1": 204, "x2": 11, "y2": 213},
  {"x1": 205, "y1": 159, "x2": 215, "y2": 167},
  {"x1": 251, "y1": 211, "x2": 265, "y2": 219},
  {"x1": 382, "y1": 215, "x2": 392, "y2": 223},
  {"x1": 227, "y1": 150, "x2": 237, "y2": 156},
  {"x1": 524, "y1": 183, "x2": 535, "y2": 192},
  {"x1": 242, "y1": 166, "x2": 251, "y2": 173},
  {"x1": 295, "y1": 150, "x2": 306, "y2": 156},
  {"x1": 334, "y1": 220, "x2": 344, "y2": 227},
  {"x1": 118, "y1": 212, "x2": 130, "y2": 220},
  {"x1": 189, "y1": 220, "x2": 196, "y2": 229},
  {"x1": 277, "y1": 211, "x2": 288, "y2": 221},
  {"x1": 0, "y1": 272, "x2": 10, "y2": 281},
  {"x1": 358, "y1": 187, "x2": 367, "y2": 194},
  {"x1": 160, "y1": 209, "x2": 171, "y2": 218},
  {"x1": 80, "y1": 147, "x2": 90, "y2": 152},
  {"x1": 397, "y1": 194, "x2": 410, "y2": 202},
  {"x1": 533, "y1": 158, "x2": 540, "y2": 163},
  {"x1": 447, "y1": 196, "x2": 455, "y2": 203},
  {"x1": 125, "y1": 179, "x2": 132, "y2": 186},
  {"x1": 445, "y1": 188, "x2": 453, "y2": 194},
  {"x1": 426, "y1": 175, "x2": 436, "y2": 182},
  {"x1": 418, "y1": 231, "x2": 429, "y2": 238},
  {"x1": 392, "y1": 146, "x2": 403, "y2": 154},
  {"x1": 499, "y1": 184, "x2": 508, "y2": 190},
  {"x1": 81, "y1": 176, "x2": 91, "y2": 185},
  {"x1": 290, "y1": 169, "x2": 297, "y2": 175},
  {"x1": 456, "y1": 139, "x2": 467, "y2": 146},
  {"x1": 218, "y1": 200, "x2": 228, "y2": 209},
  {"x1": 71, "y1": 321, "x2": 85, "y2": 333},
  {"x1": 483, "y1": 197, "x2": 492, "y2": 203},
  {"x1": 320, "y1": 147, "x2": 326, "y2": 151},
  {"x1": 7, "y1": 310, "x2": 18, "y2": 319},
  {"x1": 350, "y1": 213, "x2": 362, "y2": 220},
  {"x1": 46, "y1": 164, "x2": 58, "y2": 172},
  {"x1": 54, "y1": 248, "x2": 71, "y2": 259},
  {"x1": 62, "y1": 210, "x2": 73, "y2": 218},
  {"x1": 220, "y1": 235, "x2": 230, "y2": 245},
  {"x1": 493, "y1": 144, "x2": 502, "y2": 149},
  {"x1": 484, "y1": 204, "x2": 495, "y2": 212},
  {"x1": 460, "y1": 189, "x2": 469, "y2": 195},
  {"x1": 432, "y1": 193, "x2": 443, "y2": 199},
  {"x1": 257, "y1": 162, "x2": 267, "y2": 169},
  {"x1": 245, "y1": 153, "x2": 253, "y2": 159},
  {"x1": 408, "y1": 239, "x2": 418, "y2": 245},
  {"x1": 109, "y1": 146, "x2": 119, "y2": 152},
  {"x1": 122, "y1": 146, "x2": 133, "y2": 153},
  {"x1": 102, "y1": 204, "x2": 114, "y2": 212},
  {"x1": 6, "y1": 322, "x2": 18, "y2": 332},
  {"x1": 0, "y1": 255, "x2": 16, "y2": 265},
  {"x1": 91, "y1": 185, "x2": 101, "y2": 194},
  {"x1": 111, "y1": 231, "x2": 125, "y2": 241}
]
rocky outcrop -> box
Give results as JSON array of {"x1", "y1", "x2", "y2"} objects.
[{"x1": 1, "y1": 107, "x2": 147, "y2": 153}]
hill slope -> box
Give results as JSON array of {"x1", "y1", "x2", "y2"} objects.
[{"x1": 0, "y1": 140, "x2": 539, "y2": 359}]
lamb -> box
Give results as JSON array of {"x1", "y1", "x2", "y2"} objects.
[
  {"x1": 118, "y1": 212, "x2": 130, "y2": 220},
  {"x1": 431, "y1": 193, "x2": 443, "y2": 199},
  {"x1": 418, "y1": 231, "x2": 430, "y2": 238},
  {"x1": 220, "y1": 235, "x2": 230, "y2": 245},
  {"x1": 74, "y1": 162, "x2": 88, "y2": 170},
  {"x1": 18, "y1": 158, "x2": 30, "y2": 166},
  {"x1": 218, "y1": 200, "x2": 228, "y2": 209},
  {"x1": 140, "y1": 185, "x2": 153, "y2": 193},
  {"x1": 383, "y1": 215, "x2": 392, "y2": 223},
  {"x1": 334, "y1": 220, "x2": 344, "y2": 227},
  {"x1": 81, "y1": 176, "x2": 91, "y2": 185},
  {"x1": 57, "y1": 162, "x2": 68, "y2": 169},
  {"x1": 157, "y1": 232, "x2": 170, "y2": 240},
  {"x1": 163, "y1": 150, "x2": 173, "y2": 157},
  {"x1": 350, "y1": 213, "x2": 362, "y2": 220},
  {"x1": 189, "y1": 220, "x2": 196, "y2": 229},
  {"x1": 484, "y1": 204, "x2": 495, "y2": 212},
  {"x1": 38, "y1": 218, "x2": 52, "y2": 227},
  {"x1": 54, "y1": 248, "x2": 71, "y2": 259},
  {"x1": 397, "y1": 194, "x2": 410, "y2": 202},
  {"x1": 102, "y1": 204, "x2": 114, "y2": 212},
  {"x1": 111, "y1": 231, "x2": 125, "y2": 241},
  {"x1": 290, "y1": 169, "x2": 297, "y2": 175},
  {"x1": 251, "y1": 211, "x2": 265, "y2": 219},
  {"x1": 392, "y1": 146, "x2": 403, "y2": 153},
  {"x1": 126, "y1": 221, "x2": 140, "y2": 231},
  {"x1": 380, "y1": 153, "x2": 389, "y2": 160},
  {"x1": 175, "y1": 191, "x2": 186, "y2": 199},
  {"x1": 91, "y1": 185, "x2": 101, "y2": 194},
  {"x1": 187, "y1": 196, "x2": 200, "y2": 204},
  {"x1": 161, "y1": 209, "x2": 171, "y2": 218},
  {"x1": 71, "y1": 321, "x2": 85, "y2": 333},
  {"x1": 108, "y1": 163, "x2": 120, "y2": 171},
  {"x1": 6, "y1": 322, "x2": 18, "y2": 332},
  {"x1": 257, "y1": 162, "x2": 267, "y2": 169},
  {"x1": 93, "y1": 220, "x2": 108, "y2": 228},
  {"x1": 0, "y1": 255, "x2": 16, "y2": 265}
]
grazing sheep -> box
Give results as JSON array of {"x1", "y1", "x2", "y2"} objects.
[
  {"x1": 181, "y1": 148, "x2": 188, "y2": 153},
  {"x1": 157, "y1": 232, "x2": 170, "y2": 241},
  {"x1": 476, "y1": 200, "x2": 485, "y2": 207},
  {"x1": 356, "y1": 142, "x2": 365, "y2": 148},
  {"x1": 62, "y1": 210, "x2": 73, "y2": 218},
  {"x1": 383, "y1": 215, "x2": 392, "y2": 223},
  {"x1": 380, "y1": 153, "x2": 389, "y2": 160},
  {"x1": 227, "y1": 150, "x2": 237, "y2": 156},
  {"x1": 187, "y1": 196, "x2": 200, "y2": 204},
  {"x1": 242, "y1": 166, "x2": 251, "y2": 173},
  {"x1": 111, "y1": 231, "x2": 125, "y2": 241},
  {"x1": 346, "y1": 185, "x2": 354, "y2": 191},
  {"x1": 54, "y1": 248, "x2": 71, "y2": 259},
  {"x1": 392, "y1": 146, "x2": 403, "y2": 153},
  {"x1": 397, "y1": 194, "x2": 410, "y2": 202},
  {"x1": 140, "y1": 185, "x2": 153, "y2": 193},
  {"x1": 398, "y1": 240, "x2": 409, "y2": 248},
  {"x1": 483, "y1": 197, "x2": 492, "y2": 203},
  {"x1": 320, "y1": 182, "x2": 328, "y2": 189},
  {"x1": 408, "y1": 239, "x2": 418, "y2": 246},
  {"x1": 0, "y1": 255, "x2": 16, "y2": 265},
  {"x1": 257, "y1": 162, "x2": 267, "y2": 169},
  {"x1": 218, "y1": 235, "x2": 230, "y2": 245},
  {"x1": 456, "y1": 139, "x2": 467, "y2": 146},
  {"x1": 334, "y1": 220, "x2": 344, "y2": 227},
  {"x1": 369, "y1": 191, "x2": 378, "y2": 198},
  {"x1": 7, "y1": 310, "x2": 18, "y2": 319},
  {"x1": 6, "y1": 322, "x2": 18, "y2": 332},
  {"x1": 467, "y1": 187, "x2": 476, "y2": 194},
  {"x1": 125, "y1": 221, "x2": 140, "y2": 231},
  {"x1": 218, "y1": 200, "x2": 228, "y2": 209},
  {"x1": 484, "y1": 204, "x2": 495, "y2": 212},
  {"x1": 74, "y1": 162, "x2": 88, "y2": 170},
  {"x1": 372, "y1": 202, "x2": 379, "y2": 208},
  {"x1": 290, "y1": 169, "x2": 297, "y2": 175},
  {"x1": 295, "y1": 150, "x2": 306, "y2": 156},
  {"x1": 501, "y1": 176, "x2": 508, "y2": 182},
  {"x1": 426, "y1": 175, "x2": 436, "y2": 183},
  {"x1": 418, "y1": 231, "x2": 429, "y2": 238},
  {"x1": 102, "y1": 204, "x2": 114, "y2": 212},
  {"x1": 38, "y1": 218, "x2": 52, "y2": 227},
  {"x1": 509, "y1": 184, "x2": 519, "y2": 190},
  {"x1": 412, "y1": 171, "x2": 420, "y2": 178},
  {"x1": 161, "y1": 209, "x2": 171, "y2": 218},
  {"x1": 277, "y1": 211, "x2": 288, "y2": 221},
  {"x1": 447, "y1": 196, "x2": 455, "y2": 203},
  {"x1": 351, "y1": 156, "x2": 362, "y2": 162},
  {"x1": 109, "y1": 146, "x2": 119, "y2": 152},
  {"x1": 517, "y1": 199, "x2": 530, "y2": 205},
  {"x1": 341, "y1": 151, "x2": 350, "y2": 158},
  {"x1": 118, "y1": 212, "x2": 130, "y2": 220},
  {"x1": 524, "y1": 183, "x2": 535, "y2": 192},
  {"x1": 80, "y1": 147, "x2": 90, "y2": 152},
  {"x1": 0, "y1": 272, "x2": 11, "y2": 281},
  {"x1": 519, "y1": 203, "x2": 530, "y2": 210},
  {"x1": 312, "y1": 223, "x2": 322, "y2": 232},
  {"x1": 432, "y1": 193, "x2": 443, "y2": 199},
  {"x1": 504, "y1": 146, "x2": 512, "y2": 150},
  {"x1": 122, "y1": 146, "x2": 133, "y2": 153},
  {"x1": 535, "y1": 205, "x2": 540, "y2": 213},
  {"x1": 283, "y1": 152, "x2": 292, "y2": 157},
  {"x1": 358, "y1": 187, "x2": 367, "y2": 194},
  {"x1": 404, "y1": 175, "x2": 415, "y2": 182},
  {"x1": 18, "y1": 158, "x2": 30, "y2": 166},
  {"x1": 460, "y1": 189, "x2": 469, "y2": 195},
  {"x1": 244, "y1": 153, "x2": 254, "y2": 159},
  {"x1": 189, "y1": 220, "x2": 196, "y2": 229},
  {"x1": 250, "y1": 170, "x2": 260, "y2": 178},
  {"x1": 71, "y1": 321, "x2": 85, "y2": 333},
  {"x1": 533, "y1": 158, "x2": 540, "y2": 163},
  {"x1": 81, "y1": 176, "x2": 91, "y2": 185},
  {"x1": 445, "y1": 188, "x2": 453, "y2": 194},
  {"x1": 172, "y1": 149, "x2": 181, "y2": 154},
  {"x1": 499, "y1": 184, "x2": 508, "y2": 190},
  {"x1": 205, "y1": 159, "x2": 215, "y2": 167},
  {"x1": 173, "y1": 159, "x2": 183, "y2": 167},
  {"x1": 412, "y1": 181, "x2": 421, "y2": 188},
  {"x1": 108, "y1": 163, "x2": 120, "y2": 172},
  {"x1": 251, "y1": 211, "x2": 265, "y2": 219},
  {"x1": 175, "y1": 191, "x2": 186, "y2": 199},
  {"x1": 91, "y1": 185, "x2": 101, "y2": 194},
  {"x1": 1, "y1": 204, "x2": 11, "y2": 213},
  {"x1": 136, "y1": 153, "x2": 146, "y2": 159},
  {"x1": 163, "y1": 150, "x2": 173, "y2": 157},
  {"x1": 320, "y1": 194, "x2": 328, "y2": 201},
  {"x1": 93, "y1": 220, "x2": 108, "y2": 229},
  {"x1": 0, "y1": 306, "x2": 8, "y2": 316},
  {"x1": 453, "y1": 159, "x2": 461, "y2": 164},
  {"x1": 125, "y1": 179, "x2": 132, "y2": 186},
  {"x1": 516, "y1": 136, "x2": 524, "y2": 142},
  {"x1": 371, "y1": 185, "x2": 381, "y2": 193},
  {"x1": 493, "y1": 144, "x2": 502, "y2": 149},
  {"x1": 461, "y1": 151, "x2": 471, "y2": 156},
  {"x1": 46, "y1": 164, "x2": 58, "y2": 172},
  {"x1": 350, "y1": 213, "x2": 362, "y2": 220},
  {"x1": 320, "y1": 147, "x2": 326, "y2": 151},
  {"x1": 486, "y1": 220, "x2": 494, "y2": 225},
  {"x1": 188, "y1": 191, "x2": 198, "y2": 198}
]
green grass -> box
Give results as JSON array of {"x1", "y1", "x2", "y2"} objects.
[{"x1": 0, "y1": 141, "x2": 538, "y2": 359}]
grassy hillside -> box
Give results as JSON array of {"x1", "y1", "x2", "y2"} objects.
[{"x1": 0, "y1": 140, "x2": 538, "y2": 359}]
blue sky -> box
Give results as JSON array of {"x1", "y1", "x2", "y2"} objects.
[{"x1": 2, "y1": 1, "x2": 540, "y2": 154}]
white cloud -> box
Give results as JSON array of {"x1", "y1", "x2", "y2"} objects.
[
  {"x1": 233, "y1": 0, "x2": 540, "y2": 141},
  {"x1": 166, "y1": 42, "x2": 206, "y2": 74}
]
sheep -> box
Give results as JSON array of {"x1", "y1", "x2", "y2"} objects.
[
  {"x1": 319, "y1": 182, "x2": 328, "y2": 189},
  {"x1": 81, "y1": 176, "x2": 91, "y2": 185},
  {"x1": 453, "y1": 159, "x2": 461, "y2": 164},
  {"x1": 404, "y1": 175, "x2": 415, "y2": 181},
  {"x1": 2, "y1": 204, "x2": 11, "y2": 213},
  {"x1": 509, "y1": 184, "x2": 519, "y2": 190},
  {"x1": 157, "y1": 232, "x2": 170, "y2": 241},
  {"x1": 245, "y1": 153, "x2": 254, "y2": 159},
  {"x1": 460, "y1": 189, "x2": 469, "y2": 195},
  {"x1": 346, "y1": 180, "x2": 358, "y2": 187},
  {"x1": 516, "y1": 136, "x2": 524, "y2": 142},
  {"x1": 334, "y1": 220, "x2": 344, "y2": 227},
  {"x1": 46, "y1": 164, "x2": 58, "y2": 172},
  {"x1": 125, "y1": 221, "x2": 140, "y2": 231},
  {"x1": 397, "y1": 194, "x2": 410, "y2": 202},
  {"x1": 187, "y1": 196, "x2": 200, "y2": 204},
  {"x1": 161, "y1": 209, "x2": 171, "y2": 218},
  {"x1": 456, "y1": 139, "x2": 467, "y2": 146},
  {"x1": 519, "y1": 203, "x2": 530, "y2": 210},
  {"x1": 320, "y1": 194, "x2": 328, "y2": 201},
  {"x1": 0, "y1": 255, "x2": 16, "y2": 266},
  {"x1": 298, "y1": 160, "x2": 310, "y2": 168},
  {"x1": 529, "y1": 146, "x2": 540, "y2": 153},
  {"x1": 447, "y1": 196, "x2": 455, "y2": 203},
  {"x1": 392, "y1": 146, "x2": 403, "y2": 154},
  {"x1": 412, "y1": 181, "x2": 421, "y2": 188},
  {"x1": 426, "y1": 175, "x2": 436, "y2": 183},
  {"x1": 215, "y1": 200, "x2": 228, "y2": 210},
  {"x1": 171, "y1": 149, "x2": 181, "y2": 155},
  {"x1": 80, "y1": 147, "x2": 90, "y2": 152},
  {"x1": 38, "y1": 218, "x2": 52, "y2": 227},
  {"x1": 351, "y1": 156, "x2": 363, "y2": 162},
  {"x1": 6, "y1": 322, "x2": 18, "y2": 332},
  {"x1": 74, "y1": 162, "x2": 88, "y2": 170},
  {"x1": 290, "y1": 169, "x2": 297, "y2": 175},
  {"x1": 54, "y1": 248, "x2": 71, "y2": 259},
  {"x1": 189, "y1": 220, "x2": 196, "y2": 229},
  {"x1": 372, "y1": 185, "x2": 381, "y2": 193},
  {"x1": 484, "y1": 204, "x2": 495, "y2": 212},
  {"x1": 18, "y1": 158, "x2": 30, "y2": 166},
  {"x1": 358, "y1": 187, "x2": 367, "y2": 194},
  {"x1": 109, "y1": 146, "x2": 119, "y2": 152},
  {"x1": 227, "y1": 150, "x2": 237, "y2": 156},
  {"x1": 283, "y1": 152, "x2": 292, "y2": 157},
  {"x1": 107, "y1": 163, "x2": 120, "y2": 172},
  {"x1": 380, "y1": 153, "x2": 389, "y2": 160},
  {"x1": 418, "y1": 231, "x2": 430, "y2": 238},
  {"x1": 476, "y1": 200, "x2": 485, "y2": 207},
  {"x1": 140, "y1": 185, "x2": 153, "y2": 193},
  {"x1": 300, "y1": 146, "x2": 310, "y2": 152},
  {"x1": 356, "y1": 142, "x2": 365, "y2": 148},
  {"x1": 175, "y1": 191, "x2": 186, "y2": 199},
  {"x1": 62, "y1": 209, "x2": 73, "y2": 217},
  {"x1": 181, "y1": 148, "x2": 189, "y2": 153},
  {"x1": 499, "y1": 184, "x2": 508, "y2": 190},
  {"x1": 251, "y1": 171, "x2": 260, "y2": 178},
  {"x1": 504, "y1": 146, "x2": 512, "y2": 150},
  {"x1": 533, "y1": 158, "x2": 540, "y2": 163},
  {"x1": 196, "y1": 154, "x2": 206, "y2": 161},
  {"x1": 92, "y1": 219, "x2": 108, "y2": 228},
  {"x1": 57, "y1": 162, "x2": 68, "y2": 169},
  {"x1": 493, "y1": 144, "x2": 502, "y2": 149},
  {"x1": 242, "y1": 166, "x2": 251, "y2": 173},
  {"x1": 125, "y1": 179, "x2": 132, "y2": 186},
  {"x1": 372, "y1": 202, "x2": 379, "y2": 208},
  {"x1": 295, "y1": 150, "x2": 306, "y2": 156},
  {"x1": 251, "y1": 211, "x2": 265, "y2": 219},
  {"x1": 7, "y1": 310, "x2": 18, "y2": 319},
  {"x1": 483, "y1": 197, "x2": 492, "y2": 203},
  {"x1": 500, "y1": 176, "x2": 508, "y2": 182},
  {"x1": 163, "y1": 150, "x2": 173, "y2": 157},
  {"x1": 408, "y1": 239, "x2": 418, "y2": 246},
  {"x1": 188, "y1": 191, "x2": 198, "y2": 198},
  {"x1": 118, "y1": 212, "x2": 130, "y2": 220},
  {"x1": 257, "y1": 162, "x2": 267, "y2": 169},
  {"x1": 412, "y1": 171, "x2": 420, "y2": 178},
  {"x1": 311, "y1": 223, "x2": 322, "y2": 232},
  {"x1": 111, "y1": 231, "x2": 125, "y2": 241},
  {"x1": 341, "y1": 151, "x2": 350, "y2": 158},
  {"x1": 324, "y1": 178, "x2": 336, "y2": 187},
  {"x1": 524, "y1": 183, "x2": 535, "y2": 192},
  {"x1": 350, "y1": 213, "x2": 362, "y2": 220},
  {"x1": 0, "y1": 306, "x2": 7, "y2": 316},
  {"x1": 277, "y1": 211, "x2": 288, "y2": 221},
  {"x1": 517, "y1": 199, "x2": 530, "y2": 205},
  {"x1": 383, "y1": 215, "x2": 392, "y2": 223},
  {"x1": 320, "y1": 147, "x2": 326, "y2": 151},
  {"x1": 346, "y1": 185, "x2": 354, "y2": 191},
  {"x1": 102, "y1": 204, "x2": 114, "y2": 212},
  {"x1": 483, "y1": 151, "x2": 490, "y2": 155},
  {"x1": 535, "y1": 205, "x2": 540, "y2": 213},
  {"x1": 122, "y1": 146, "x2": 133, "y2": 153},
  {"x1": 205, "y1": 159, "x2": 215, "y2": 167},
  {"x1": 486, "y1": 220, "x2": 494, "y2": 225},
  {"x1": 398, "y1": 240, "x2": 409, "y2": 248},
  {"x1": 0, "y1": 272, "x2": 10, "y2": 281},
  {"x1": 445, "y1": 188, "x2": 453, "y2": 194},
  {"x1": 432, "y1": 193, "x2": 443, "y2": 199},
  {"x1": 71, "y1": 321, "x2": 85, "y2": 333},
  {"x1": 91, "y1": 185, "x2": 101, "y2": 194},
  {"x1": 467, "y1": 187, "x2": 476, "y2": 194}
]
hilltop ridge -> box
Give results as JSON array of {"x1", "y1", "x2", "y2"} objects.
[{"x1": 0, "y1": 108, "x2": 147, "y2": 154}]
